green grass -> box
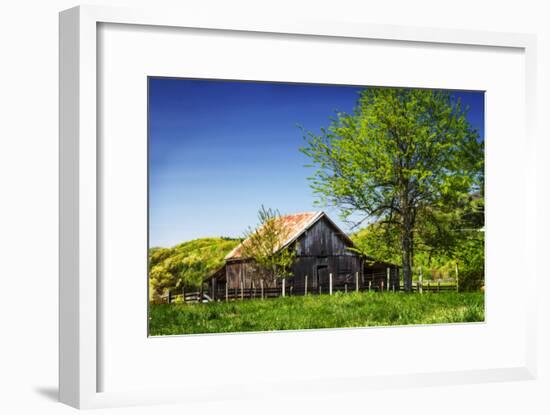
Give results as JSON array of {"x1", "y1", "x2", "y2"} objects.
[{"x1": 148, "y1": 291, "x2": 484, "y2": 336}]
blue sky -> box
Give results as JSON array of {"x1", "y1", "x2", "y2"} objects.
[{"x1": 149, "y1": 78, "x2": 485, "y2": 248}]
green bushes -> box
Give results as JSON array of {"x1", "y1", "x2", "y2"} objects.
[
  {"x1": 455, "y1": 233, "x2": 484, "y2": 291},
  {"x1": 149, "y1": 291, "x2": 484, "y2": 335}
]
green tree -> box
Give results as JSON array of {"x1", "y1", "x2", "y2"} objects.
[
  {"x1": 351, "y1": 221, "x2": 401, "y2": 265},
  {"x1": 301, "y1": 88, "x2": 483, "y2": 291},
  {"x1": 240, "y1": 206, "x2": 296, "y2": 287}
]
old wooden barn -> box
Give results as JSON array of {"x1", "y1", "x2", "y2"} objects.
[{"x1": 210, "y1": 212, "x2": 399, "y2": 296}]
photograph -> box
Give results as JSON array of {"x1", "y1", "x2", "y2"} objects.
[{"x1": 147, "y1": 78, "x2": 485, "y2": 336}]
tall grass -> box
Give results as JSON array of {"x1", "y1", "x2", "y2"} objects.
[{"x1": 149, "y1": 291, "x2": 484, "y2": 336}]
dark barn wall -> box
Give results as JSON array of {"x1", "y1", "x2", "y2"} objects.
[
  {"x1": 291, "y1": 217, "x2": 363, "y2": 289},
  {"x1": 290, "y1": 255, "x2": 363, "y2": 290}
]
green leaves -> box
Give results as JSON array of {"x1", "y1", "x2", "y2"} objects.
[
  {"x1": 301, "y1": 87, "x2": 484, "y2": 288},
  {"x1": 302, "y1": 87, "x2": 483, "y2": 216}
]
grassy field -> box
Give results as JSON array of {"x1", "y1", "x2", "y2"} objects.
[{"x1": 149, "y1": 291, "x2": 484, "y2": 336}]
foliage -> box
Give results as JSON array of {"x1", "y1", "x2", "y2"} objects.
[
  {"x1": 454, "y1": 232, "x2": 484, "y2": 291},
  {"x1": 350, "y1": 222, "x2": 401, "y2": 266},
  {"x1": 301, "y1": 87, "x2": 484, "y2": 290},
  {"x1": 148, "y1": 237, "x2": 241, "y2": 301},
  {"x1": 240, "y1": 206, "x2": 296, "y2": 287},
  {"x1": 351, "y1": 195, "x2": 484, "y2": 289},
  {"x1": 149, "y1": 291, "x2": 484, "y2": 335}
]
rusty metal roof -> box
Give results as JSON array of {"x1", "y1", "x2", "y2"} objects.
[{"x1": 224, "y1": 211, "x2": 353, "y2": 260}]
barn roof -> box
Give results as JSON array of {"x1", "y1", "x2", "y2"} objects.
[{"x1": 224, "y1": 211, "x2": 353, "y2": 261}]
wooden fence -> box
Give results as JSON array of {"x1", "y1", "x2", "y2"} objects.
[{"x1": 162, "y1": 276, "x2": 458, "y2": 304}]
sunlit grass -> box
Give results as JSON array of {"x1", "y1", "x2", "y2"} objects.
[{"x1": 149, "y1": 291, "x2": 484, "y2": 336}]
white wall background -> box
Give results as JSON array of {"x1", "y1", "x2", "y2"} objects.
[{"x1": 0, "y1": 1, "x2": 548, "y2": 414}]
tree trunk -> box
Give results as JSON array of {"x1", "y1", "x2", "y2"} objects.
[
  {"x1": 401, "y1": 232, "x2": 413, "y2": 291},
  {"x1": 401, "y1": 207, "x2": 414, "y2": 292}
]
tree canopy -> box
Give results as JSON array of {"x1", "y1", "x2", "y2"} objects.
[{"x1": 301, "y1": 87, "x2": 484, "y2": 290}]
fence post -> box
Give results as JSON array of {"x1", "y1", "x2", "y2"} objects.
[
  {"x1": 345, "y1": 283, "x2": 348, "y2": 293},
  {"x1": 305, "y1": 275, "x2": 308, "y2": 296},
  {"x1": 282, "y1": 278, "x2": 286, "y2": 297},
  {"x1": 355, "y1": 271, "x2": 359, "y2": 292},
  {"x1": 182, "y1": 286, "x2": 186, "y2": 303},
  {"x1": 438, "y1": 280, "x2": 441, "y2": 292},
  {"x1": 329, "y1": 273, "x2": 333, "y2": 295},
  {"x1": 167, "y1": 290, "x2": 172, "y2": 304},
  {"x1": 455, "y1": 263, "x2": 459, "y2": 292},
  {"x1": 419, "y1": 268, "x2": 423, "y2": 294},
  {"x1": 240, "y1": 266, "x2": 244, "y2": 300},
  {"x1": 386, "y1": 268, "x2": 390, "y2": 291},
  {"x1": 225, "y1": 281, "x2": 228, "y2": 301},
  {"x1": 260, "y1": 279, "x2": 264, "y2": 299},
  {"x1": 368, "y1": 280, "x2": 372, "y2": 292},
  {"x1": 212, "y1": 278, "x2": 216, "y2": 301}
]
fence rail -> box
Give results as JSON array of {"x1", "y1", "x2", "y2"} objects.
[{"x1": 161, "y1": 278, "x2": 458, "y2": 304}]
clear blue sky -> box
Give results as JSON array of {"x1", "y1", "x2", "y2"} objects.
[{"x1": 149, "y1": 78, "x2": 485, "y2": 248}]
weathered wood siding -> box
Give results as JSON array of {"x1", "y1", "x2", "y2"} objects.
[
  {"x1": 226, "y1": 261, "x2": 259, "y2": 290},
  {"x1": 291, "y1": 217, "x2": 362, "y2": 288},
  {"x1": 290, "y1": 255, "x2": 363, "y2": 288},
  {"x1": 295, "y1": 217, "x2": 354, "y2": 257}
]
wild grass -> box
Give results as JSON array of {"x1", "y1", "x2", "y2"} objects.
[{"x1": 148, "y1": 291, "x2": 484, "y2": 336}]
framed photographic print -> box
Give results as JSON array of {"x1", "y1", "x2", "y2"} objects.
[
  {"x1": 147, "y1": 78, "x2": 485, "y2": 336},
  {"x1": 59, "y1": 4, "x2": 538, "y2": 409}
]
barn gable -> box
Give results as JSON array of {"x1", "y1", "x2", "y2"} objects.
[
  {"x1": 224, "y1": 211, "x2": 353, "y2": 261},
  {"x1": 295, "y1": 214, "x2": 355, "y2": 257}
]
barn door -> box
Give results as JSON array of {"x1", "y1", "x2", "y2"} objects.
[{"x1": 316, "y1": 265, "x2": 328, "y2": 291}]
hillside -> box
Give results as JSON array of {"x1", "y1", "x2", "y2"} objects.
[{"x1": 149, "y1": 237, "x2": 241, "y2": 300}]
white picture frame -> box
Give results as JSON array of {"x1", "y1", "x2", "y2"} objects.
[{"x1": 59, "y1": 4, "x2": 538, "y2": 409}]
